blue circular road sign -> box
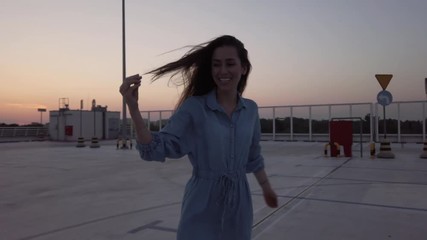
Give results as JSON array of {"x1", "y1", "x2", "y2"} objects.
[{"x1": 377, "y1": 90, "x2": 393, "y2": 106}]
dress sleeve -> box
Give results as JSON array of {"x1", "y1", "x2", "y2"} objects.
[
  {"x1": 135, "y1": 99, "x2": 193, "y2": 162},
  {"x1": 246, "y1": 104, "x2": 265, "y2": 173}
]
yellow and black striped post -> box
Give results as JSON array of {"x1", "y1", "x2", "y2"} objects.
[
  {"x1": 324, "y1": 143, "x2": 330, "y2": 157},
  {"x1": 420, "y1": 142, "x2": 427, "y2": 158},
  {"x1": 76, "y1": 137, "x2": 86, "y2": 148},
  {"x1": 370, "y1": 142, "x2": 376, "y2": 159},
  {"x1": 90, "y1": 137, "x2": 100, "y2": 148},
  {"x1": 377, "y1": 140, "x2": 395, "y2": 158},
  {"x1": 334, "y1": 142, "x2": 341, "y2": 158}
]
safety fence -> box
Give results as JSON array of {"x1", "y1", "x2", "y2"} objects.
[
  {"x1": 138, "y1": 100, "x2": 427, "y2": 143},
  {"x1": 0, "y1": 127, "x2": 49, "y2": 138},
  {"x1": 5, "y1": 101, "x2": 425, "y2": 143}
]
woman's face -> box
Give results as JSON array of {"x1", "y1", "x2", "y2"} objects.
[{"x1": 211, "y1": 46, "x2": 247, "y2": 93}]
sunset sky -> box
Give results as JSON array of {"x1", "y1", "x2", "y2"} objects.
[{"x1": 1, "y1": 0, "x2": 426, "y2": 124}]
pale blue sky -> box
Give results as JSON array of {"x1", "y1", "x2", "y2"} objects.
[{"x1": 1, "y1": 0, "x2": 426, "y2": 124}]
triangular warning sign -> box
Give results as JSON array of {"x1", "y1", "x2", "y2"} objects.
[{"x1": 375, "y1": 74, "x2": 393, "y2": 90}]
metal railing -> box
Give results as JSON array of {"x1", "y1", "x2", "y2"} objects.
[
  {"x1": 0, "y1": 127, "x2": 49, "y2": 138},
  {"x1": 374, "y1": 100, "x2": 426, "y2": 143},
  {"x1": 258, "y1": 102, "x2": 373, "y2": 142},
  {"x1": 138, "y1": 100, "x2": 426, "y2": 143},
  {"x1": 7, "y1": 101, "x2": 424, "y2": 143}
]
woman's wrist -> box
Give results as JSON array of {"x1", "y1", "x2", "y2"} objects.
[
  {"x1": 259, "y1": 179, "x2": 269, "y2": 186},
  {"x1": 260, "y1": 179, "x2": 272, "y2": 189},
  {"x1": 127, "y1": 102, "x2": 140, "y2": 112}
]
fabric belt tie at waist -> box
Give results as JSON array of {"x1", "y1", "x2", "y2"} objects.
[
  {"x1": 192, "y1": 169, "x2": 245, "y2": 180},
  {"x1": 192, "y1": 169, "x2": 245, "y2": 208}
]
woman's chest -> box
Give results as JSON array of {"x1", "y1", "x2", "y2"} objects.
[{"x1": 193, "y1": 110, "x2": 255, "y2": 145}]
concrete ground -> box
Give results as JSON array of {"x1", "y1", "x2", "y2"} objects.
[{"x1": 1, "y1": 140, "x2": 427, "y2": 240}]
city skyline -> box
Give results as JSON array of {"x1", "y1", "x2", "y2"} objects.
[{"x1": 1, "y1": 0, "x2": 426, "y2": 124}]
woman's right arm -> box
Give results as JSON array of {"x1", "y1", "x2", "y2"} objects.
[{"x1": 119, "y1": 74, "x2": 152, "y2": 144}]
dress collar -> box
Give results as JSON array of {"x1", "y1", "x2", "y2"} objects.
[{"x1": 206, "y1": 89, "x2": 247, "y2": 112}]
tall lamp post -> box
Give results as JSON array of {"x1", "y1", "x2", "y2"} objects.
[
  {"x1": 37, "y1": 108, "x2": 46, "y2": 125},
  {"x1": 80, "y1": 100, "x2": 83, "y2": 137},
  {"x1": 122, "y1": 0, "x2": 127, "y2": 142},
  {"x1": 90, "y1": 99, "x2": 100, "y2": 148},
  {"x1": 76, "y1": 100, "x2": 86, "y2": 147}
]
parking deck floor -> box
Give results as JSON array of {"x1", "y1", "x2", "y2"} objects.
[{"x1": 1, "y1": 140, "x2": 427, "y2": 240}]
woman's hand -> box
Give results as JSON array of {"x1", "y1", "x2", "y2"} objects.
[
  {"x1": 254, "y1": 169, "x2": 279, "y2": 208},
  {"x1": 262, "y1": 186, "x2": 278, "y2": 208},
  {"x1": 119, "y1": 74, "x2": 152, "y2": 144},
  {"x1": 119, "y1": 74, "x2": 142, "y2": 109}
]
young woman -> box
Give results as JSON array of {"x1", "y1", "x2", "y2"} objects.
[{"x1": 119, "y1": 35, "x2": 278, "y2": 240}]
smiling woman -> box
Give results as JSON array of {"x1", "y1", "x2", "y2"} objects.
[
  {"x1": 211, "y1": 46, "x2": 248, "y2": 112},
  {"x1": 119, "y1": 35, "x2": 278, "y2": 240}
]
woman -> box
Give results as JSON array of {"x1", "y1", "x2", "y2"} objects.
[{"x1": 120, "y1": 35, "x2": 278, "y2": 240}]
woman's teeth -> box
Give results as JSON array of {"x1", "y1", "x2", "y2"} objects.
[{"x1": 220, "y1": 78, "x2": 230, "y2": 82}]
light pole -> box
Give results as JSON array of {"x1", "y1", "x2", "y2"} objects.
[
  {"x1": 93, "y1": 100, "x2": 96, "y2": 137},
  {"x1": 122, "y1": 0, "x2": 127, "y2": 141},
  {"x1": 80, "y1": 100, "x2": 83, "y2": 137},
  {"x1": 76, "y1": 100, "x2": 86, "y2": 147},
  {"x1": 37, "y1": 108, "x2": 46, "y2": 125},
  {"x1": 90, "y1": 99, "x2": 100, "y2": 148}
]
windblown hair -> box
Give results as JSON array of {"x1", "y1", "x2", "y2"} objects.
[{"x1": 146, "y1": 35, "x2": 252, "y2": 109}]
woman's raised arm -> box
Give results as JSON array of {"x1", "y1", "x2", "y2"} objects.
[{"x1": 119, "y1": 74, "x2": 152, "y2": 144}]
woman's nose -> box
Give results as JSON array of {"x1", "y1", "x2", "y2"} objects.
[{"x1": 220, "y1": 64, "x2": 228, "y2": 74}]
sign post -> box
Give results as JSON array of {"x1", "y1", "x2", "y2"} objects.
[
  {"x1": 377, "y1": 90, "x2": 392, "y2": 139},
  {"x1": 375, "y1": 74, "x2": 395, "y2": 158},
  {"x1": 424, "y1": 78, "x2": 427, "y2": 141},
  {"x1": 421, "y1": 78, "x2": 427, "y2": 158}
]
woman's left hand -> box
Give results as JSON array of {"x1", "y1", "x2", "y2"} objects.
[
  {"x1": 263, "y1": 187, "x2": 278, "y2": 208},
  {"x1": 119, "y1": 74, "x2": 142, "y2": 109}
]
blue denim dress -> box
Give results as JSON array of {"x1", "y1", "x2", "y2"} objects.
[{"x1": 136, "y1": 90, "x2": 264, "y2": 240}]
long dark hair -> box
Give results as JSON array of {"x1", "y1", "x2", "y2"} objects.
[{"x1": 146, "y1": 35, "x2": 252, "y2": 109}]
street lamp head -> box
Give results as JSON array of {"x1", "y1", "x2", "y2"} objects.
[{"x1": 37, "y1": 108, "x2": 47, "y2": 125}]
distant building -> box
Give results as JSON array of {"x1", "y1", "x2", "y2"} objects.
[{"x1": 49, "y1": 104, "x2": 120, "y2": 141}]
